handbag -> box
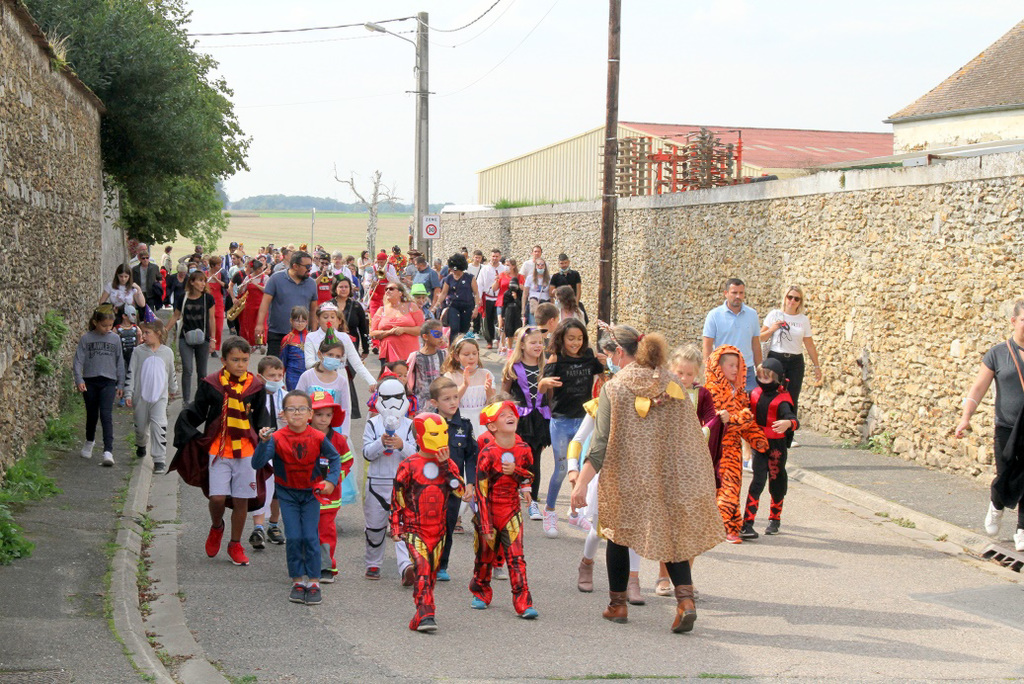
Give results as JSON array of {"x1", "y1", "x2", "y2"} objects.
[{"x1": 182, "y1": 296, "x2": 207, "y2": 346}]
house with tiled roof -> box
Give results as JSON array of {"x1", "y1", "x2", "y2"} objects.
[
  {"x1": 885, "y1": 19, "x2": 1024, "y2": 153},
  {"x1": 476, "y1": 122, "x2": 892, "y2": 205}
]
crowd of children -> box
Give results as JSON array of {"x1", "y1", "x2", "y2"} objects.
[{"x1": 73, "y1": 247, "x2": 806, "y2": 634}]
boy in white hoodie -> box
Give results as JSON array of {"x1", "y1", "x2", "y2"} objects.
[{"x1": 125, "y1": 320, "x2": 177, "y2": 473}]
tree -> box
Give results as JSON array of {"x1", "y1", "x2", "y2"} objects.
[
  {"x1": 333, "y1": 167, "x2": 401, "y2": 257},
  {"x1": 24, "y1": 0, "x2": 250, "y2": 245}
]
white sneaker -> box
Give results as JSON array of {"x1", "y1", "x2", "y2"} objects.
[
  {"x1": 101, "y1": 452, "x2": 115, "y2": 467},
  {"x1": 1015, "y1": 529, "x2": 1024, "y2": 552},
  {"x1": 566, "y1": 510, "x2": 592, "y2": 532},
  {"x1": 493, "y1": 566, "x2": 508, "y2": 581},
  {"x1": 790, "y1": 439, "x2": 801, "y2": 448},
  {"x1": 984, "y1": 502, "x2": 1004, "y2": 536},
  {"x1": 528, "y1": 501, "x2": 542, "y2": 521},
  {"x1": 543, "y1": 510, "x2": 558, "y2": 538},
  {"x1": 80, "y1": 441, "x2": 95, "y2": 459}
]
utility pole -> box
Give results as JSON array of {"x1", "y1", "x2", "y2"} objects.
[
  {"x1": 598, "y1": 0, "x2": 620, "y2": 324},
  {"x1": 414, "y1": 11, "x2": 430, "y2": 264}
]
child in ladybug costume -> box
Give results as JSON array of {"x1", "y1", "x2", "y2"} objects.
[
  {"x1": 308, "y1": 390, "x2": 353, "y2": 583},
  {"x1": 470, "y1": 401, "x2": 538, "y2": 619},
  {"x1": 391, "y1": 412, "x2": 466, "y2": 632},
  {"x1": 741, "y1": 358, "x2": 798, "y2": 539}
]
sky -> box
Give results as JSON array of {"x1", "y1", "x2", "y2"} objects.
[{"x1": 186, "y1": 0, "x2": 1024, "y2": 206}]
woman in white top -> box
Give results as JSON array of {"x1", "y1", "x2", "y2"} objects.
[
  {"x1": 524, "y1": 257, "x2": 551, "y2": 325},
  {"x1": 760, "y1": 285, "x2": 822, "y2": 442},
  {"x1": 302, "y1": 302, "x2": 377, "y2": 390},
  {"x1": 100, "y1": 264, "x2": 147, "y2": 309}
]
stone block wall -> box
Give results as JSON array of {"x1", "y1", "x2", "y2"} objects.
[
  {"x1": 0, "y1": 1, "x2": 105, "y2": 472},
  {"x1": 439, "y1": 152, "x2": 1024, "y2": 480}
]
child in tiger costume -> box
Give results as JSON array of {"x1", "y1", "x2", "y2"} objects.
[{"x1": 705, "y1": 345, "x2": 768, "y2": 544}]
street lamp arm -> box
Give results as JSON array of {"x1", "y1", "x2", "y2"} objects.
[{"x1": 364, "y1": 22, "x2": 416, "y2": 48}]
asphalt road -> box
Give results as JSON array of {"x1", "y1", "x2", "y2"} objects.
[{"x1": 167, "y1": 353, "x2": 1024, "y2": 682}]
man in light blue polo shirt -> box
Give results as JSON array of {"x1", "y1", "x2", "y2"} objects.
[
  {"x1": 255, "y1": 251, "x2": 318, "y2": 358},
  {"x1": 702, "y1": 277, "x2": 762, "y2": 392}
]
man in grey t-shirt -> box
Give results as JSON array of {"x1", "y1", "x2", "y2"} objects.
[{"x1": 255, "y1": 251, "x2": 317, "y2": 358}]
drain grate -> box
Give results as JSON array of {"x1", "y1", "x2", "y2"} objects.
[
  {"x1": 0, "y1": 671, "x2": 72, "y2": 684},
  {"x1": 981, "y1": 543, "x2": 1024, "y2": 572}
]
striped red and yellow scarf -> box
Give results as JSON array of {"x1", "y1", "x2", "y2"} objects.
[{"x1": 219, "y1": 369, "x2": 252, "y2": 458}]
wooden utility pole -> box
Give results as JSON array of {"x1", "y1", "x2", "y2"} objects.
[{"x1": 598, "y1": 0, "x2": 620, "y2": 324}]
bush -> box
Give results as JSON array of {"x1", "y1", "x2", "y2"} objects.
[{"x1": 0, "y1": 505, "x2": 34, "y2": 565}]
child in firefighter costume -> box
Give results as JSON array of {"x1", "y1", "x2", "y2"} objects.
[
  {"x1": 705, "y1": 345, "x2": 768, "y2": 543},
  {"x1": 361, "y1": 373, "x2": 416, "y2": 580},
  {"x1": 741, "y1": 358, "x2": 798, "y2": 539},
  {"x1": 307, "y1": 390, "x2": 354, "y2": 582},
  {"x1": 470, "y1": 401, "x2": 539, "y2": 619},
  {"x1": 390, "y1": 412, "x2": 467, "y2": 632}
]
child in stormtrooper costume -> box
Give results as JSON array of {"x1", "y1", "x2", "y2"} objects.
[{"x1": 362, "y1": 373, "x2": 417, "y2": 579}]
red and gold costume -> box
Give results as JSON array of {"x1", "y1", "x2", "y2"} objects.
[
  {"x1": 391, "y1": 413, "x2": 465, "y2": 631},
  {"x1": 470, "y1": 402, "x2": 535, "y2": 615},
  {"x1": 705, "y1": 345, "x2": 768, "y2": 536},
  {"x1": 315, "y1": 273, "x2": 334, "y2": 305}
]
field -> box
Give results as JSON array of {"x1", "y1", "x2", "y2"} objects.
[{"x1": 162, "y1": 211, "x2": 413, "y2": 259}]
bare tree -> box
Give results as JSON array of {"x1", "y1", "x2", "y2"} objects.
[{"x1": 333, "y1": 166, "x2": 401, "y2": 257}]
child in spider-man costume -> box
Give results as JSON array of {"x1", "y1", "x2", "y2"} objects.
[
  {"x1": 469, "y1": 401, "x2": 539, "y2": 619},
  {"x1": 391, "y1": 412, "x2": 466, "y2": 633}
]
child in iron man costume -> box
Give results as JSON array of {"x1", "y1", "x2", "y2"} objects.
[
  {"x1": 390, "y1": 412, "x2": 466, "y2": 632},
  {"x1": 469, "y1": 401, "x2": 539, "y2": 619}
]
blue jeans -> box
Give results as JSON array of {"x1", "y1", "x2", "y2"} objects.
[
  {"x1": 745, "y1": 365, "x2": 757, "y2": 393},
  {"x1": 547, "y1": 417, "x2": 583, "y2": 510},
  {"x1": 276, "y1": 485, "x2": 321, "y2": 580},
  {"x1": 446, "y1": 300, "x2": 473, "y2": 345}
]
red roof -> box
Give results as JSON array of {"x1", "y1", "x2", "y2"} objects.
[{"x1": 621, "y1": 122, "x2": 893, "y2": 169}]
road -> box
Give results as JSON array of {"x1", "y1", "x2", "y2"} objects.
[{"x1": 162, "y1": 352, "x2": 1024, "y2": 682}]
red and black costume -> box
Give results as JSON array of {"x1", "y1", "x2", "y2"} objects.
[
  {"x1": 471, "y1": 436, "x2": 534, "y2": 614},
  {"x1": 391, "y1": 413, "x2": 466, "y2": 631},
  {"x1": 744, "y1": 367, "x2": 799, "y2": 527}
]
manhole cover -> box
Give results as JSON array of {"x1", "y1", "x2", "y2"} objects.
[{"x1": 0, "y1": 671, "x2": 72, "y2": 684}]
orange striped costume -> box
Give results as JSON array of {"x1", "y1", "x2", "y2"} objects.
[{"x1": 705, "y1": 346, "x2": 768, "y2": 536}]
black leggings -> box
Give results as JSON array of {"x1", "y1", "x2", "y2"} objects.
[
  {"x1": 527, "y1": 441, "x2": 544, "y2": 502},
  {"x1": 768, "y1": 351, "x2": 805, "y2": 414},
  {"x1": 83, "y1": 376, "x2": 117, "y2": 452},
  {"x1": 992, "y1": 426, "x2": 1024, "y2": 526},
  {"x1": 606, "y1": 540, "x2": 690, "y2": 592},
  {"x1": 746, "y1": 441, "x2": 788, "y2": 521}
]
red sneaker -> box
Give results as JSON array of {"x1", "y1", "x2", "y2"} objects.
[
  {"x1": 725, "y1": 533, "x2": 742, "y2": 544},
  {"x1": 227, "y1": 541, "x2": 250, "y2": 566},
  {"x1": 205, "y1": 524, "x2": 224, "y2": 557}
]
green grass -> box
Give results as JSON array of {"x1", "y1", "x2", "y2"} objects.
[{"x1": 890, "y1": 517, "x2": 916, "y2": 529}]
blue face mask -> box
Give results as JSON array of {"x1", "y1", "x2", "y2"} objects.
[
  {"x1": 607, "y1": 357, "x2": 620, "y2": 374},
  {"x1": 322, "y1": 356, "x2": 343, "y2": 371},
  {"x1": 263, "y1": 379, "x2": 284, "y2": 393}
]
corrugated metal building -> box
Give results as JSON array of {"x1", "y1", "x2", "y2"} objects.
[{"x1": 477, "y1": 122, "x2": 894, "y2": 204}]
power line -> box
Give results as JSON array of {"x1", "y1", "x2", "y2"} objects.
[
  {"x1": 200, "y1": 34, "x2": 377, "y2": 49},
  {"x1": 423, "y1": 0, "x2": 503, "y2": 32},
  {"x1": 188, "y1": 15, "x2": 413, "y2": 38},
  {"x1": 437, "y1": 0, "x2": 559, "y2": 97}
]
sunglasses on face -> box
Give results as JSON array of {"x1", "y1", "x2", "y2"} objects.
[
  {"x1": 786, "y1": 295, "x2": 802, "y2": 302},
  {"x1": 385, "y1": 287, "x2": 400, "y2": 292}
]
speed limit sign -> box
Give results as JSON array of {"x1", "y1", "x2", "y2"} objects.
[{"x1": 422, "y1": 214, "x2": 440, "y2": 240}]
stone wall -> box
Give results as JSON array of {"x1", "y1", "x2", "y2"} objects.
[
  {"x1": 439, "y1": 152, "x2": 1024, "y2": 480},
  {"x1": 0, "y1": 1, "x2": 106, "y2": 472}
]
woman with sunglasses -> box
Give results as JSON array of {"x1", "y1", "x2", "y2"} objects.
[
  {"x1": 370, "y1": 282, "x2": 424, "y2": 363},
  {"x1": 759, "y1": 285, "x2": 822, "y2": 446}
]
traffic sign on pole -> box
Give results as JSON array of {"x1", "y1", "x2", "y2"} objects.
[{"x1": 422, "y1": 214, "x2": 440, "y2": 240}]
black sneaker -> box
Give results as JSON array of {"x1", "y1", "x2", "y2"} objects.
[
  {"x1": 289, "y1": 583, "x2": 306, "y2": 604},
  {"x1": 765, "y1": 520, "x2": 781, "y2": 535},
  {"x1": 740, "y1": 522, "x2": 759, "y2": 540},
  {"x1": 266, "y1": 524, "x2": 285, "y2": 545},
  {"x1": 136, "y1": 447, "x2": 147, "y2": 459},
  {"x1": 305, "y1": 584, "x2": 322, "y2": 605},
  {"x1": 320, "y1": 570, "x2": 336, "y2": 584},
  {"x1": 249, "y1": 527, "x2": 266, "y2": 550},
  {"x1": 152, "y1": 462, "x2": 167, "y2": 474},
  {"x1": 417, "y1": 617, "x2": 437, "y2": 633}
]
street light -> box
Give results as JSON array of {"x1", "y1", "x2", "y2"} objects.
[{"x1": 365, "y1": 14, "x2": 430, "y2": 263}]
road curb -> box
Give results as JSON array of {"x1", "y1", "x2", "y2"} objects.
[
  {"x1": 789, "y1": 465, "x2": 992, "y2": 555},
  {"x1": 111, "y1": 459, "x2": 175, "y2": 684}
]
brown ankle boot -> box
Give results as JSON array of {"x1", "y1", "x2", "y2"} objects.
[
  {"x1": 602, "y1": 591, "x2": 628, "y2": 623},
  {"x1": 626, "y1": 575, "x2": 646, "y2": 605},
  {"x1": 671, "y1": 584, "x2": 697, "y2": 633},
  {"x1": 577, "y1": 559, "x2": 594, "y2": 593}
]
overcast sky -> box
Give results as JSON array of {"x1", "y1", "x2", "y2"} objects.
[{"x1": 187, "y1": 0, "x2": 1023, "y2": 206}]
